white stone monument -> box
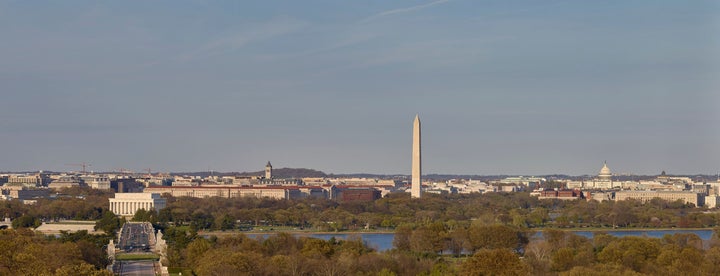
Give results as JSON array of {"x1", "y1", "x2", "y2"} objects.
[{"x1": 411, "y1": 114, "x2": 422, "y2": 198}]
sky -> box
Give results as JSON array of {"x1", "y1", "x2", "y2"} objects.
[{"x1": 1, "y1": 0, "x2": 719, "y2": 175}]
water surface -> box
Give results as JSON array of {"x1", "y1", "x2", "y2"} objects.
[{"x1": 245, "y1": 229, "x2": 715, "y2": 252}]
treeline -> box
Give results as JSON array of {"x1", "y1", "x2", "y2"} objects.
[
  {"x1": 395, "y1": 222, "x2": 720, "y2": 274},
  {"x1": 393, "y1": 223, "x2": 720, "y2": 275},
  {"x1": 147, "y1": 192, "x2": 720, "y2": 232},
  {"x1": 529, "y1": 230, "x2": 720, "y2": 275},
  {"x1": 160, "y1": 222, "x2": 720, "y2": 275},
  {"x1": 2, "y1": 187, "x2": 718, "y2": 232},
  {"x1": 1, "y1": 187, "x2": 113, "y2": 228},
  {"x1": 0, "y1": 228, "x2": 112, "y2": 275},
  {"x1": 162, "y1": 228, "x2": 459, "y2": 275}
]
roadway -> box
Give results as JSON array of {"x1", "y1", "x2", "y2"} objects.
[
  {"x1": 116, "y1": 222, "x2": 157, "y2": 275},
  {"x1": 118, "y1": 260, "x2": 156, "y2": 276},
  {"x1": 119, "y1": 222, "x2": 153, "y2": 252}
]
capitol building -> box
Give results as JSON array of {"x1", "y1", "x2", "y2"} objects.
[{"x1": 566, "y1": 162, "x2": 617, "y2": 190}]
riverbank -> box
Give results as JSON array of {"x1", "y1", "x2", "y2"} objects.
[
  {"x1": 199, "y1": 229, "x2": 396, "y2": 236},
  {"x1": 544, "y1": 227, "x2": 717, "y2": 232},
  {"x1": 195, "y1": 228, "x2": 718, "y2": 252},
  {"x1": 199, "y1": 226, "x2": 716, "y2": 235},
  {"x1": 196, "y1": 227, "x2": 717, "y2": 238}
]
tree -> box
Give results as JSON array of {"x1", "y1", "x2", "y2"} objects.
[
  {"x1": 597, "y1": 236, "x2": 660, "y2": 273},
  {"x1": 55, "y1": 263, "x2": 113, "y2": 276},
  {"x1": 702, "y1": 247, "x2": 720, "y2": 275},
  {"x1": 131, "y1": 208, "x2": 150, "y2": 222},
  {"x1": 409, "y1": 222, "x2": 446, "y2": 253},
  {"x1": 447, "y1": 228, "x2": 469, "y2": 256},
  {"x1": 662, "y1": 233, "x2": 703, "y2": 250},
  {"x1": 213, "y1": 214, "x2": 235, "y2": 231},
  {"x1": 94, "y1": 210, "x2": 121, "y2": 235},
  {"x1": 75, "y1": 239, "x2": 110, "y2": 269},
  {"x1": 551, "y1": 247, "x2": 577, "y2": 271},
  {"x1": 301, "y1": 238, "x2": 334, "y2": 258},
  {"x1": 561, "y1": 264, "x2": 643, "y2": 276},
  {"x1": 466, "y1": 224, "x2": 527, "y2": 253},
  {"x1": 11, "y1": 214, "x2": 40, "y2": 229},
  {"x1": 393, "y1": 224, "x2": 413, "y2": 251},
  {"x1": 267, "y1": 254, "x2": 307, "y2": 276},
  {"x1": 185, "y1": 238, "x2": 212, "y2": 268},
  {"x1": 194, "y1": 250, "x2": 262, "y2": 276},
  {"x1": 459, "y1": 249, "x2": 530, "y2": 276},
  {"x1": 527, "y1": 207, "x2": 549, "y2": 226}
]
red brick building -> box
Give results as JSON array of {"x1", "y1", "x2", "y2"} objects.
[{"x1": 336, "y1": 187, "x2": 382, "y2": 202}]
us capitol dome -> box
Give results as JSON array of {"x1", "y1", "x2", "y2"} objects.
[{"x1": 598, "y1": 161, "x2": 612, "y2": 180}]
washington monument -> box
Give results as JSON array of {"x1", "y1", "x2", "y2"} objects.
[{"x1": 411, "y1": 114, "x2": 422, "y2": 198}]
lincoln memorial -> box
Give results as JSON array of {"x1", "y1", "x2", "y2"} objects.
[{"x1": 109, "y1": 193, "x2": 166, "y2": 216}]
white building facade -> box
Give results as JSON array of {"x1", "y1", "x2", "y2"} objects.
[{"x1": 109, "y1": 193, "x2": 166, "y2": 216}]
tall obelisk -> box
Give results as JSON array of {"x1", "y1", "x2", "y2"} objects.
[{"x1": 411, "y1": 114, "x2": 422, "y2": 198}]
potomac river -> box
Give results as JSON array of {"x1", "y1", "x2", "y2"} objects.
[{"x1": 246, "y1": 229, "x2": 715, "y2": 252}]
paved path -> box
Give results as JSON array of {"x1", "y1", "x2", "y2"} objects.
[{"x1": 119, "y1": 260, "x2": 155, "y2": 276}]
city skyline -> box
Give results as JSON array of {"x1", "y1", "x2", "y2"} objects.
[{"x1": 1, "y1": 1, "x2": 719, "y2": 175}]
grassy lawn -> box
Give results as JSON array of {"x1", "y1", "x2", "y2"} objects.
[
  {"x1": 171, "y1": 225, "x2": 193, "y2": 232},
  {"x1": 115, "y1": 253, "x2": 160, "y2": 261},
  {"x1": 168, "y1": 267, "x2": 194, "y2": 276}
]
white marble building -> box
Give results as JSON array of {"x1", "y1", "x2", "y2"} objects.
[{"x1": 109, "y1": 193, "x2": 166, "y2": 216}]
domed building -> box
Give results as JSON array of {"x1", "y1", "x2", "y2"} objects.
[
  {"x1": 580, "y1": 161, "x2": 615, "y2": 189},
  {"x1": 598, "y1": 161, "x2": 612, "y2": 181},
  {"x1": 566, "y1": 162, "x2": 617, "y2": 190}
]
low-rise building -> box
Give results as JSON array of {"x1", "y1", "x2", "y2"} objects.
[
  {"x1": 81, "y1": 175, "x2": 111, "y2": 189},
  {"x1": 298, "y1": 186, "x2": 328, "y2": 198},
  {"x1": 705, "y1": 195, "x2": 719, "y2": 209},
  {"x1": 143, "y1": 185, "x2": 305, "y2": 200},
  {"x1": 9, "y1": 189, "x2": 50, "y2": 200},
  {"x1": 615, "y1": 191, "x2": 704, "y2": 207},
  {"x1": 1, "y1": 187, "x2": 50, "y2": 201},
  {"x1": 335, "y1": 187, "x2": 382, "y2": 202},
  {"x1": 48, "y1": 175, "x2": 86, "y2": 189},
  {"x1": 498, "y1": 176, "x2": 546, "y2": 188},
  {"x1": 7, "y1": 173, "x2": 51, "y2": 187},
  {"x1": 536, "y1": 189, "x2": 583, "y2": 200},
  {"x1": 111, "y1": 178, "x2": 144, "y2": 193},
  {"x1": 585, "y1": 191, "x2": 613, "y2": 202}
]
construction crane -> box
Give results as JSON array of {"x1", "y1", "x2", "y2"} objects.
[
  {"x1": 113, "y1": 168, "x2": 133, "y2": 175},
  {"x1": 65, "y1": 162, "x2": 92, "y2": 174},
  {"x1": 144, "y1": 168, "x2": 153, "y2": 178}
]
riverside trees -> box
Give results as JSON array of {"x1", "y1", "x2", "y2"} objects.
[
  {"x1": 149, "y1": 192, "x2": 720, "y2": 232},
  {"x1": 162, "y1": 230, "x2": 442, "y2": 275},
  {"x1": 159, "y1": 221, "x2": 720, "y2": 275}
]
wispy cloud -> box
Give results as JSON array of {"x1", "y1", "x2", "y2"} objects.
[
  {"x1": 167, "y1": 18, "x2": 308, "y2": 63},
  {"x1": 362, "y1": 0, "x2": 451, "y2": 22}
]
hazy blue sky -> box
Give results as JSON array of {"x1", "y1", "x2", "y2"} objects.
[{"x1": 1, "y1": 0, "x2": 719, "y2": 175}]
